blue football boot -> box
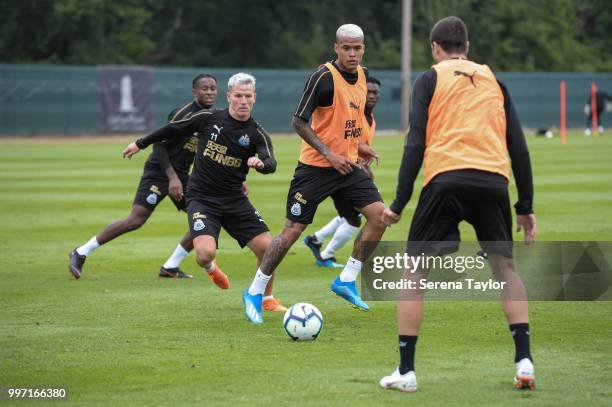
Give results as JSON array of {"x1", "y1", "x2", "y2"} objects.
[
  {"x1": 304, "y1": 235, "x2": 323, "y2": 261},
  {"x1": 316, "y1": 257, "x2": 345, "y2": 268},
  {"x1": 330, "y1": 276, "x2": 369, "y2": 311},
  {"x1": 243, "y1": 289, "x2": 263, "y2": 324}
]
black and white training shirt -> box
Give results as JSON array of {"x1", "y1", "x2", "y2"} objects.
[{"x1": 136, "y1": 108, "x2": 276, "y2": 196}]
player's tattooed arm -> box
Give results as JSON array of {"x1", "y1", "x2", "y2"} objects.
[
  {"x1": 292, "y1": 116, "x2": 357, "y2": 175},
  {"x1": 254, "y1": 126, "x2": 277, "y2": 174},
  {"x1": 291, "y1": 116, "x2": 332, "y2": 157}
]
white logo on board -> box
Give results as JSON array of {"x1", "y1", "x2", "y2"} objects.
[{"x1": 119, "y1": 75, "x2": 137, "y2": 113}]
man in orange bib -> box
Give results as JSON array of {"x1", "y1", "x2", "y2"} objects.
[
  {"x1": 304, "y1": 76, "x2": 382, "y2": 268},
  {"x1": 380, "y1": 17, "x2": 537, "y2": 392},
  {"x1": 243, "y1": 24, "x2": 387, "y2": 323}
]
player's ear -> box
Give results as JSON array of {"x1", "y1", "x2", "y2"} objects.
[
  {"x1": 226, "y1": 91, "x2": 231, "y2": 103},
  {"x1": 431, "y1": 42, "x2": 439, "y2": 60},
  {"x1": 465, "y1": 41, "x2": 470, "y2": 56},
  {"x1": 334, "y1": 42, "x2": 338, "y2": 54}
]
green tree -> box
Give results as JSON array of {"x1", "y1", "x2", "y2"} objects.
[
  {"x1": 0, "y1": 0, "x2": 155, "y2": 64},
  {"x1": 1, "y1": 0, "x2": 610, "y2": 71}
]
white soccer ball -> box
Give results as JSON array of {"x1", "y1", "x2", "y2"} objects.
[{"x1": 283, "y1": 303, "x2": 323, "y2": 341}]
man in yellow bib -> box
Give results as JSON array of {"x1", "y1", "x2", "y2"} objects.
[
  {"x1": 381, "y1": 16, "x2": 537, "y2": 392},
  {"x1": 243, "y1": 24, "x2": 387, "y2": 323}
]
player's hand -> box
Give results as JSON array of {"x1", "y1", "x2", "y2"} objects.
[
  {"x1": 122, "y1": 142, "x2": 140, "y2": 159},
  {"x1": 168, "y1": 176, "x2": 183, "y2": 201},
  {"x1": 242, "y1": 183, "x2": 249, "y2": 196},
  {"x1": 326, "y1": 152, "x2": 360, "y2": 175},
  {"x1": 358, "y1": 143, "x2": 379, "y2": 166},
  {"x1": 247, "y1": 157, "x2": 264, "y2": 169},
  {"x1": 383, "y1": 207, "x2": 401, "y2": 226},
  {"x1": 357, "y1": 157, "x2": 371, "y2": 168},
  {"x1": 516, "y1": 213, "x2": 537, "y2": 243}
]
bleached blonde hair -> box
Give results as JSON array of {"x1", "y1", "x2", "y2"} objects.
[
  {"x1": 336, "y1": 24, "x2": 364, "y2": 42},
  {"x1": 228, "y1": 73, "x2": 256, "y2": 91}
]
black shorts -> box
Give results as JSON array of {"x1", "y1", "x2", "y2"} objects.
[
  {"x1": 332, "y1": 197, "x2": 362, "y2": 227},
  {"x1": 133, "y1": 163, "x2": 188, "y2": 211},
  {"x1": 407, "y1": 182, "x2": 513, "y2": 257},
  {"x1": 186, "y1": 194, "x2": 269, "y2": 248},
  {"x1": 286, "y1": 163, "x2": 382, "y2": 225}
]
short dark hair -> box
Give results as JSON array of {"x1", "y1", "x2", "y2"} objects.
[
  {"x1": 367, "y1": 76, "x2": 381, "y2": 86},
  {"x1": 429, "y1": 16, "x2": 468, "y2": 54},
  {"x1": 192, "y1": 73, "x2": 217, "y2": 88}
]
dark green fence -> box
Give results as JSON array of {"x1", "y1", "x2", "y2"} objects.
[{"x1": 1, "y1": 64, "x2": 611, "y2": 134}]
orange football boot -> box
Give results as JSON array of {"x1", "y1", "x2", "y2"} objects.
[
  {"x1": 263, "y1": 297, "x2": 288, "y2": 312},
  {"x1": 207, "y1": 263, "x2": 230, "y2": 289}
]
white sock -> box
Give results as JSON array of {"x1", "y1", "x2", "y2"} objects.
[
  {"x1": 163, "y1": 244, "x2": 189, "y2": 269},
  {"x1": 263, "y1": 295, "x2": 274, "y2": 301},
  {"x1": 339, "y1": 257, "x2": 362, "y2": 282},
  {"x1": 204, "y1": 260, "x2": 215, "y2": 273},
  {"x1": 248, "y1": 269, "x2": 272, "y2": 296},
  {"x1": 76, "y1": 236, "x2": 100, "y2": 256},
  {"x1": 314, "y1": 216, "x2": 344, "y2": 243},
  {"x1": 321, "y1": 222, "x2": 359, "y2": 260}
]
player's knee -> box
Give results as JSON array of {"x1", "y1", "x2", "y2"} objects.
[
  {"x1": 125, "y1": 215, "x2": 147, "y2": 231},
  {"x1": 366, "y1": 214, "x2": 386, "y2": 231},
  {"x1": 195, "y1": 246, "x2": 216, "y2": 266}
]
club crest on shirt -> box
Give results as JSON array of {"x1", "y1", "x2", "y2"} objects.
[
  {"x1": 193, "y1": 219, "x2": 205, "y2": 231},
  {"x1": 238, "y1": 134, "x2": 250, "y2": 147},
  {"x1": 146, "y1": 193, "x2": 158, "y2": 205},
  {"x1": 290, "y1": 202, "x2": 302, "y2": 216}
]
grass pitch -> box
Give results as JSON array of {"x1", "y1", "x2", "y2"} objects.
[{"x1": 1, "y1": 132, "x2": 611, "y2": 406}]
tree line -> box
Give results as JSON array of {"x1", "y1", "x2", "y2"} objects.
[{"x1": 1, "y1": 0, "x2": 610, "y2": 72}]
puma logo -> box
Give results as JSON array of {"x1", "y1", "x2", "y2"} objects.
[
  {"x1": 349, "y1": 101, "x2": 360, "y2": 110},
  {"x1": 454, "y1": 70, "x2": 477, "y2": 87}
]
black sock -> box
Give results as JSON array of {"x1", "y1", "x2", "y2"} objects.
[
  {"x1": 509, "y1": 323, "x2": 532, "y2": 363},
  {"x1": 398, "y1": 335, "x2": 418, "y2": 374}
]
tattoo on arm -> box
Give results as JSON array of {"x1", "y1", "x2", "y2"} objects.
[{"x1": 292, "y1": 117, "x2": 331, "y2": 157}]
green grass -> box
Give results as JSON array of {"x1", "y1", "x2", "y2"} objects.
[{"x1": 0, "y1": 132, "x2": 611, "y2": 406}]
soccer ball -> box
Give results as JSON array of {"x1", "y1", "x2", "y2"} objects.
[{"x1": 283, "y1": 303, "x2": 323, "y2": 341}]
